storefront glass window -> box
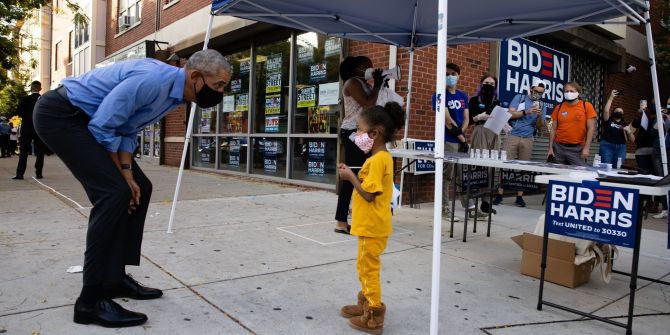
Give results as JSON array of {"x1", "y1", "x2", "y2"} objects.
[
  {"x1": 219, "y1": 136, "x2": 247, "y2": 171},
  {"x1": 221, "y1": 50, "x2": 251, "y2": 134},
  {"x1": 153, "y1": 122, "x2": 161, "y2": 157},
  {"x1": 294, "y1": 33, "x2": 341, "y2": 135},
  {"x1": 290, "y1": 138, "x2": 337, "y2": 184},
  {"x1": 195, "y1": 105, "x2": 218, "y2": 134},
  {"x1": 251, "y1": 137, "x2": 287, "y2": 177},
  {"x1": 193, "y1": 136, "x2": 216, "y2": 168},
  {"x1": 142, "y1": 126, "x2": 151, "y2": 156},
  {"x1": 254, "y1": 38, "x2": 290, "y2": 134}
]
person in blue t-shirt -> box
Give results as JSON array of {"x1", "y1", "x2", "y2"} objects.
[
  {"x1": 431, "y1": 63, "x2": 482, "y2": 220},
  {"x1": 494, "y1": 78, "x2": 547, "y2": 207}
]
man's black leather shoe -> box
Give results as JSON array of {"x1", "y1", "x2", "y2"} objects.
[
  {"x1": 35, "y1": 174, "x2": 43, "y2": 179},
  {"x1": 11, "y1": 176, "x2": 23, "y2": 180},
  {"x1": 105, "y1": 274, "x2": 163, "y2": 300},
  {"x1": 73, "y1": 298, "x2": 147, "y2": 327}
]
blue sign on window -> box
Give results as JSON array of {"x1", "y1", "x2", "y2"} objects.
[{"x1": 545, "y1": 181, "x2": 639, "y2": 248}]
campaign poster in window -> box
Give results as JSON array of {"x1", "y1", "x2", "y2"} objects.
[
  {"x1": 309, "y1": 63, "x2": 327, "y2": 84},
  {"x1": 265, "y1": 94, "x2": 281, "y2": 115},
  {"x1": 307, "y1": 140, "x2": 326, "y2": 177},
  {"x1": 266, "y1": 53, "x2": 282, "y2": 73},
  {"x1": 235, "y1": 94, "x2": 249, "y2": 112},
  {"x1": 229, "y1": 138, "x2": 240, "y2": 167},
  {"x1": 297, "y1": 86, "x2": 316, "y2": 108},
  {"x1": 266, "y1": 73, "x2": 282, "y2": 94},
  {"x1": 308, "y1": 107, "x2": 330, "y2": 134},
  {"x1": 264, "y1": 140, "x2": 278, "y2": 173},
  {"x1": 230, "y1": 79, "x2": 242, "y2": 93},
  {"x1": 298, "y1": 45, "x2": 314, "y2": 64},
  {"x1": 265, "y1": 116, "x2": 279, "y2": 133},
  {"x1": 239, "y1": 60, "x2": 250, "y2": 75},
  {"x1": 324, "y1": 37, "x2": 340, "y2": 57}
]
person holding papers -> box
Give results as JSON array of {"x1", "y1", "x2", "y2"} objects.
[
  {"x1": 493, "y1": 79, "x2": 547, "y2": 207},
  {"x1": 468, "y1": 74, "x2": 500, "y2": 214}
]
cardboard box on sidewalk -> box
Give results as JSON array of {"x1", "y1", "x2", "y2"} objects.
[{"x1": 511, "y1": 233, "x2": 595, "y2": 288}]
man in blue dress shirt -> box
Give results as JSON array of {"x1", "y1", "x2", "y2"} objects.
[{"x1": 33, "y1": 49, "x2": 230, "y2": 328}]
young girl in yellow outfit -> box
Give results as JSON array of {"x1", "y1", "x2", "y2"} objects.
[{"x1": 338, "y1": 102, "x2": 405, "y2": 334}]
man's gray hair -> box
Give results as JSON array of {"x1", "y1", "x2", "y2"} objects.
[{"x1": 186, "y1": 49, "x2": 231, "y2": 76}]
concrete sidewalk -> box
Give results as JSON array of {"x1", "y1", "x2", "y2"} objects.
[{"x1": 0, "y1": 155, "x2": 668, "y2": 334}]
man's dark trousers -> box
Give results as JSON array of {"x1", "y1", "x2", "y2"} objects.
[
  {"x1": 15, "y1": 131, "x2": 45, "y2": 177},
  {"x1": 34, "y1": 89, "x2": 152, "y2": 286}
]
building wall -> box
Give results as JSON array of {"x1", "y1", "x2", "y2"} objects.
[
  {"x1": 105, "y1": 0, "x2": 157, "y2": 56},
  {"x1": 159, "y1": 0, "x2": 211, "y2": 29},
  {"x1": 50, "y1": 2, "x2": 74, "y2": 88}
]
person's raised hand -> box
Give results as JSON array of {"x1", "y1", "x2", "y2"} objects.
[{"x1": 372, "y1": 69, "x2": 385, "y2": 89}]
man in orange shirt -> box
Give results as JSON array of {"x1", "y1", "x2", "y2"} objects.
[{"x1": 547, "y1": 82, "x2": 597, "y2": 166}]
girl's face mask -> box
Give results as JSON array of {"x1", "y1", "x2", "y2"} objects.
[{"x1": 354, "y1": 132, "x2": 375, "y2": 153}]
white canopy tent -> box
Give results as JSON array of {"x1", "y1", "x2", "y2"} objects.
[{"x1": 168, "y1": 1, "x2": 665, "y2": 333}]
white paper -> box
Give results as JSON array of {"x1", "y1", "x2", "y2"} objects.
[
  {"x1": 222, "y1": 95, "x2": 235, "y2": 112},
  {"x1": 484, "y1": 106, "x2": 513, "y2": 135},
  {"x1": 318, "y1": 82, "x2": 339, "y2": 106},
  {"x1": 515, "y1": 101, "x2": 526, "y2": 112},
  {"x1": 641, "y1": 111, "x2": 649, "y2": 130},
  {"x1": 66, "y1": 265, "x2": 83, "y2": 273}
]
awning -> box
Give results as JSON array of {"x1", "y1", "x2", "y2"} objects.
[{"x1": 210, "y1": 0, "x2": 646, "y2": 48}]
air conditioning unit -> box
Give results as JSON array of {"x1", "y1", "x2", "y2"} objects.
[{"x1": 118, "y1": 15, "x2": 134, "y2": 30}]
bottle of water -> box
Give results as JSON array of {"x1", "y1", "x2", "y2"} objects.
[
  {"x1": 616, "y1": 157, "x2": 623, "y2": 169},
  {"x1": 593, "y1": 154, "x2": 601, "y2": 167}
]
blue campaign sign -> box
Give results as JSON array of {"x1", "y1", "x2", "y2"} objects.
[
  {"x1": 499, "y1": 38, "x2": 570, "y2": 112},
  {"x1": 545, "y1": 181, "x2": 639, "y2": 248},
  {"x1": 414, "y1": 141, "x2": 435, "y2": 174}
]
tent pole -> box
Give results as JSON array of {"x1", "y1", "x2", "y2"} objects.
[
  {"x1": 167, "y1": 14, "x2": 215, "y2": 233},
  {"x1": 399, "y1": 49, "x2": 415, "y2": 207},
  {"x1": 643, "y1": 3, "x2": 667, "y2": 175},
  {"x1": 430, "y1": 0, "x2": 447, "y2": 334}
]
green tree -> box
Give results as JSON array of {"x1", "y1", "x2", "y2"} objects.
[
  {"x1": 0, "y1": 0, "x2": 88, "y2": 117},
  {"x1": 0, "y1": 80, "x2": 27, "y2": 118}
]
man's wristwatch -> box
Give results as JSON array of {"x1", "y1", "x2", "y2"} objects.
[
  {"x1": 522, "y1": 110, "x2": 527, "y2": 116},
  {"x1": 120, "y1": 163, "x2": 132, "y2": 170}
]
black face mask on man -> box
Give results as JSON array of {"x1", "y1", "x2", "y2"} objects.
[{"x1": 193, "y1": 75, "x2": 224, "y2": 108}]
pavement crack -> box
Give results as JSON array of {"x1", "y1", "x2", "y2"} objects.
[{"x1": 139, "y1": 253, "x2": 257, "y2": 334}]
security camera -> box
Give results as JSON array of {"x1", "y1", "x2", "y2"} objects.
[{"x1": 626, "y1": 64, "x2": 637, "y2": 73}]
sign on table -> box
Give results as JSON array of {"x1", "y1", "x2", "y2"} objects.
[{"x1": 546, "y1": 181, "x2": 638, "y2": 248}]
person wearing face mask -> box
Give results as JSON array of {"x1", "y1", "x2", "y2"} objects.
[
  {"x1": 599, "y1": 90, "x2": 634, "y2": 166},
  {"x1": 547, "y1": 81, "x2": 597, "y2": 166},
  {"x1": 32, "y1": 50, "x2": 231, "y2": 328},
  {"x1": 468, "y1": 74, "x2": 500, "y2": 214},
  {"x1": 335, "y1": 56, "x2": 385, "y2": 234},
  {"x1": 493, "y1": 79, "x2": 547, "y2": 207},
  {"x1": 431, "y1": 63, "x2": 475, "y2": 220}
]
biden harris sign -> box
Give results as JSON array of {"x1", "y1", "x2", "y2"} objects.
[
  {"x1": 499, "y1": 38, "x2": 570, "y2": 111},
  {"x1": 546, "y1": 181, "x2": 639, "y2": 248}
]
